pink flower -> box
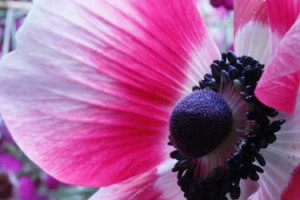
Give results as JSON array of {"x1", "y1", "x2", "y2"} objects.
[{"x1": 0, "y1": 0, "x2": 300, "y2": 199}]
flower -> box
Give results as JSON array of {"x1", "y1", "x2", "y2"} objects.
[{"x1": 0, "y1": 0, "x2": 300, "y2": 199}]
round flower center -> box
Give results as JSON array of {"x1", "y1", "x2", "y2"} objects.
[
  {"x1": 170, "y1": 90, "x2": 233, "y2": 158},
  {"x1": 168, "y1": 52, "x2": 286, "y2": 200}
]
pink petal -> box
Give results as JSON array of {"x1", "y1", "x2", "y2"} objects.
[
  {"x1": 234, "y1": 0, "x2": 268, "y2": 33},
  {"x1": 240, "y1": 180, "x2": 259, "y2": 200},
  {"x1": 234, "y1": 0, "x2": 271, "y2": 64},
  {"x1": 89, "y1": 160, "x2": 184, "y2": 200},
  {"x1": 250, "y1": 93, "x2": 300, "y2": 199},
  {"x1": 255, "y1": 17, "x2": 300, "y2": 114},
  {"x1": 0, "y1": 0, "x2": 220, "y2": 186},
  {"x1": 266, "y1": 0, "x2": 300, "y2": 49},
  {"x1": 281, "y1": 164, "x2": 300, "y2": 200},
  {"x1": 90, "y1": 159, "x2": 259, "y2": 200}
]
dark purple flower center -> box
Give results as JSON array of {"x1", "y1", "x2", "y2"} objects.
[
  {"x1": 170, "y1": 90, "x2": 233, "y2": 158},
  {"x1": 168, "y1": 52, "x2": 286, "y2": 200}
]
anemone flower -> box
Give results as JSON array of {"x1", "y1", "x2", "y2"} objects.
[{"x1": 0, "y1": 0, "x2": 300, "y2": 199}]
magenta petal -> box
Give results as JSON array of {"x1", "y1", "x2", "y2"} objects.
[
  {"x1": 256, "y1": 17, "x2": 300, "y2": 114},
  {"x1": 0, "y1": 0, "x2": 219, "y2": 186},
  {"x1": 18, "y1": 176, "x2": 36, "y2": 200},
  {"x1": 234, "y1": 0, "x2": 271, "y2": 64},
  {"x1": 90, "y1": 160, "x2": 183, "y2": 200},
  {"x1": 234, "y1": 0, "x2": 268, "y2": 34},
  {"x1": 0, "y1": 153, "x2": 22, "y2": 173},
  {"x1": 266, "y1": 0, "x2": 300, "y2": 49},
  {"x1": 282, "y1": 165, "x2": 300, "y2": 200},
  {"x1": 255, "y1": 74, "x2": 299, "y2": 114}
]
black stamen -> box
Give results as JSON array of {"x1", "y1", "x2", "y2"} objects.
[{"x1": 169, "y1": 52, "x2": 285, "y2": 200}]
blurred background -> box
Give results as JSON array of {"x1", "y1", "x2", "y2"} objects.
[{"x1": 0, "y1": 0, "x2": 233, "y2": 199}]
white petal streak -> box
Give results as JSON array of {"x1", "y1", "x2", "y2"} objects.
[
  {"x1": 251, "y1": 91, "x2": 300, "y2": 199},
  {"x1": 234, "y1": 22, "x2": 271, "y2": 65},
  {"x1": 184, "y1": 36, "x2": 221, "y2": 92},
  {"x1": 90, "y1": 160, "x2": 184, "y2": 200}
]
